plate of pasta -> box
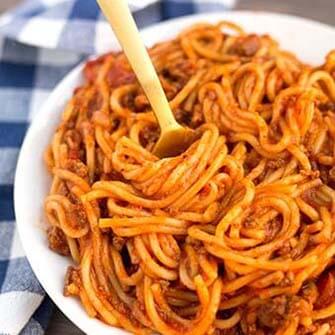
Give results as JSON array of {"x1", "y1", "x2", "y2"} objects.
[{"x1": 14, "y1": 10, "x2": 335, "y2": 335}]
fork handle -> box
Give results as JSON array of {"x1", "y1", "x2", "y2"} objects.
[{"x1": 97, "y1": 0, "x2": 180, "y2": 131}]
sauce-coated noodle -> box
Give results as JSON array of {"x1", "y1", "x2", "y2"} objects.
[{"x1": 45, "y1": 21, "x2": 335, "y2": 334}]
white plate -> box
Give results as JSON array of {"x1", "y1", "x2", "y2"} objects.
[{"x1": 14, "y1": 11, "x2": 335, "y2": 335}]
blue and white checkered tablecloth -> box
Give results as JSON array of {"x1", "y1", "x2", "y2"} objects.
[{"x1": 0, "y1": 0, "x2": 235, "y2": 333}]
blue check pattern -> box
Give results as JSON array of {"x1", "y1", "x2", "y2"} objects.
[{"x1": 0, "y1": 0, "x2": 234, "y2": 333}]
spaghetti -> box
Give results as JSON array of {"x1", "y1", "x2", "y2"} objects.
[{"x1": 44, "y1": 21, "x2": 335, "y2": 334}]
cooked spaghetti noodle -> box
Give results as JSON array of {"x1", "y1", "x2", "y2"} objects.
[{"x1": 44, "y1": 21, "x2": 335, "y2": 334}]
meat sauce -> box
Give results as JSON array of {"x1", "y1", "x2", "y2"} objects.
[
  {"x1": 316, "y1": 270, "x2": 335, "y2": 309},
  {"x1": 47, "y1": 226, "x2": 70, "y2": 256},
  {"x1": 84, "y1": 54, "x2": 136, "y2": 88}
]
